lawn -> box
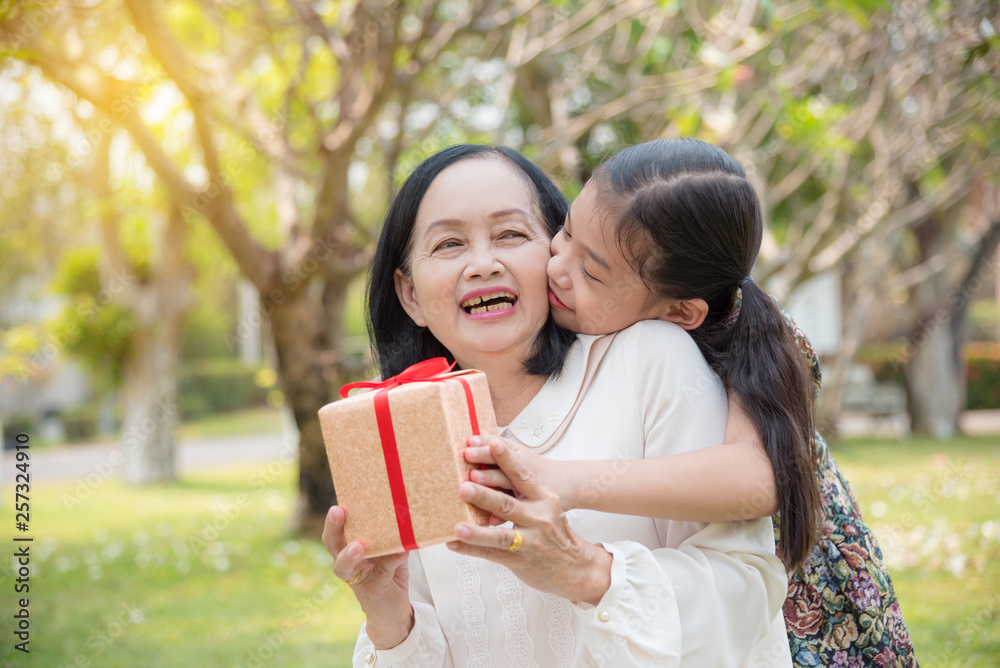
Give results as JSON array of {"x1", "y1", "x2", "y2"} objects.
[
  {"x1": 0, "y1": 460, "x2": 365, "y2": 667},
  {"x1": 176, "y1": 406, "x2": 285, "y2": 441},
  {"x1": 18, "y1": 406, "x2": 286, "y2": 451},
  {"x1": 1, "y1": 434, "x2": 997, "y2": 666},
  {"x1": 833, "y1": 435, "x2": 1000, "y2": 666}
]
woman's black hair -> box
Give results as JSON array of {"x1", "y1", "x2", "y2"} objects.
[
  {"x1": 367, "y1": 144, "x2": 575, "y2": 379},
  {"x1": 593, "y1": 138, "x2": 821, "y2": 571}
]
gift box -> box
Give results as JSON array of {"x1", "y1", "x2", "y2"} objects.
[{"x1": 318, "y1": 358, "x2": 497, "y2": 557}]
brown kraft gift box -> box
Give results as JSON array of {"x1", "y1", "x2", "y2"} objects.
[{"x1": 318, "y1": 363, "x2": 496, "y2": 558}]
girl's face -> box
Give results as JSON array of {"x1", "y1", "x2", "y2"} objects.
[
  {"x1": 394, "y1": 157, "x2": 553, "y2": 368},
  {"x1": 547, "y1": 181, "x2": 670, "y2": 335}
]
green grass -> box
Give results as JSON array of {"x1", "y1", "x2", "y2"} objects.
[
  {"x1": 0, "y1": 463, "x2": 364, "y2": 667},
  {"x1": 832, "y1": 435, "x2": 1000, "y2": 666},
  {"x1": 177, "y1": 406, "x2": 284, "y2": 440},
  {"x1": 0, "y1": 434, "x2": 997, "y2": 666},
  {"x1": 32, "y1": 406, "x2": 284, "y2": 449}
]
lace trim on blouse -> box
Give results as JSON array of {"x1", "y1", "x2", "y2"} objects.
[
  {"x1": 495, "y1": 561, "x2": 538, "y2": 667},
  {"x1": 538, "y1": 591, "x2": 576, "y2": 667},
  {"x1": 455, "y1": 553, "x2": 492, "y2": 667}
]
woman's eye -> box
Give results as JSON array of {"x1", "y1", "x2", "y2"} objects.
[
  {"x1": 499, "y1": 230, "x2": 527, "y2": 240},
  {"x1": 434, "y1": 240, "x2": 461, "y2": 251}
]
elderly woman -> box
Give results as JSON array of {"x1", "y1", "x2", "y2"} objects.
[{"x1": 323, "y1": 145, "x2": 790, "y2": 667}]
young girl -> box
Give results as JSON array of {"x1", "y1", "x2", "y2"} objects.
[{"x1": 465, "y1": 139, "x2": 917, "y2": 666}]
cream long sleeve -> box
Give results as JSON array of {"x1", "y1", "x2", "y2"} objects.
[{"x1": 352, "y1": 321, "x2": 791, "y2": 667}]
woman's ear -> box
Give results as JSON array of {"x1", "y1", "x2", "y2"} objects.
[
  {"x1": 662, "y1": 298, "x2": 708, "y2": 330},
  {"x1": 394, "y1": 268, "x2": 427, "y2": 327}
]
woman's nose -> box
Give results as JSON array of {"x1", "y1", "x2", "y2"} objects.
[{"x1": 463, "y1": 244, "x2": 504, "y2": 280}]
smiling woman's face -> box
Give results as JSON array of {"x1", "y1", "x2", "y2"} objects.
[{"x1": 394, "y1": 157, "x2": 553, "y2": 368}]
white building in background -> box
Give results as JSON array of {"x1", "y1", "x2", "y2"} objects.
[
  {"x1": 0, "y1": 359, "x2": 94, "y2": 440},
  {"x1": 783, "y1": 270, "x2": 842, "y2": 356},
  {"x1": 0, "y1": 284, "x2": 96, "y2": 445}
]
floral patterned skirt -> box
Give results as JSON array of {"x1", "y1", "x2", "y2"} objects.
[{"x1": 777, "y1": 432, "x2": 918, "y2": 667}]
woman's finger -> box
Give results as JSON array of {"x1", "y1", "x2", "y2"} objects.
[
  {"x1": 445, "y1": 539, "x2": 513, "y2": 564},
  {"x1": 453, "y1": 522, "x2": 522, "y2": 552},
  {"x1": 321, "y1": 506, "x2": 349, "y2": 560},
  {"x1": 459, "y1": 482, "x2": 524, "y2": 524},
  {"x1": 487, "y1": 439, "x2": 547, "y2": 498},
  {"x1": 378, "y1": 551, "x2": 409, "y2": 573},
  {"x1": 469, "y1": 434, "x2": 520, "y2": 453},
  {"x1": 463, "y1": 443, "x2": 498, "y2": 466},
  {"x1": 332, "y1": 541, "x2": 368, "y2": 583},
  {"x1": 469, "y1": 467, "x2": 513, "y2": 489}
]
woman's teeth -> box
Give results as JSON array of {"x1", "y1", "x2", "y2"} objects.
[
  {"x1": 461, "y1": 291, "x2": 516, "y2": 314},
  {"x1": 468, "y1": 302, "x2": 513, "y2": 314}
]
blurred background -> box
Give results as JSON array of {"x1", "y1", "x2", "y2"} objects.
[{"x1": 0, "y1": 0, "x2": 998, "y2": 665}]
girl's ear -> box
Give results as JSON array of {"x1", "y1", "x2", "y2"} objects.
[
  {"x1": 662, "y1": 298, "x2": 708, "y2": 330},
  {"x1": 394, "y1": 268, "x2": 428, "y2": 327}
]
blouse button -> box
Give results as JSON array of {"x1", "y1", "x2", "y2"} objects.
[
  {"x1": 598, "y1": 609, "x2": 611, "y2": 622},
  {"x1": 365, "y1": 650, "x2": 376, "y2": 664}
]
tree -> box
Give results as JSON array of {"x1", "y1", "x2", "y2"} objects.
[
  {"x1": 1, "y1": 0, "x2": 662, "y2": 531},
  {"x1": 86, "y1": 126, "x2": 197, "y2": 482},
  {"x1": 0, "y1": 42, "x2": 196, "y2": 481},
  {"x1": 3, "y1": 0, "x2": 996, "y2": 540},
  {"x1": 512, "y1": 0, "x2": 1000, "y2": 435}
]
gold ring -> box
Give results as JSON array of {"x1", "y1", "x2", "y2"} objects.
[
  {"x1": 507, "y1": 528, "x2": 523, "y2": 553},
  {"x1": 345, "y1": 570, "x2": 363, "y2": 585}
]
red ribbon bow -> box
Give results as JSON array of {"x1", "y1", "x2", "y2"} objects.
[
  {"x1": 339, "y1": 357, "x2": 457, "y2": 398},
  {"x1": 338, "y1": 357, "x2": 481, "y2": 552}
]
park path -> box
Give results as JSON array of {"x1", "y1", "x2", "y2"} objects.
[
  {"x1": 1, "y1": 432, "x2": 291, "y2": 487},
  {"x1": 839, "y1": 408, "x2": 1000, "y2": 439}
]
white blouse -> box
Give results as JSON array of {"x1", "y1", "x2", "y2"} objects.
[{"x1": 352, "y1": 321, "x2": 793, "y2": 667}]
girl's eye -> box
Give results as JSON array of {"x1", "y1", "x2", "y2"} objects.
[{"x1": 582, "y1": 265, "x2": 598, "y2": 282}]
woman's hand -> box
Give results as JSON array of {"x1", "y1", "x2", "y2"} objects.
[
  {"x1": 464, "y1": 435, "x2": 581, "y2": 511},
  {"x1": 322, "y1": 506, "x2": 414, "y2": 649},
  {"x1": 449, "y1": 439, "x2": 613, "y2": 606}
]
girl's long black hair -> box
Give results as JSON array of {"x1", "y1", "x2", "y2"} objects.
[
  {"x1": 594, "y1": 138, "x2": 821, "y2": 570},
  {"x1": 367, "y1": 145, "x2": 574, "y2": 379}
]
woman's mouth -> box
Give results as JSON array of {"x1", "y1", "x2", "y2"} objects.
[
  {"x1": 461, "y1": 290, "x2": 518, "y2": 319},
  {"x1": 548, "y1": 287, "x2": 571, "y2": 311}
]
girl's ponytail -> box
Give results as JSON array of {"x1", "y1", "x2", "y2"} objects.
[{"x1": 721, "y1": 278, "x2": 820, "y2": 569}]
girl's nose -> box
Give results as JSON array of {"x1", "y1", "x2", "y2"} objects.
[{"x1": 547, "y1": 230, "x2": 571, "y2": 288}]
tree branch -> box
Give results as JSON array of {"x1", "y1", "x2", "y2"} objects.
[
  {"x1": 27, "y1": 52, "x2": 194, "y2": 198},
  {"x1": 121, "y1": 0, "x2": 278, "y2": 291},
  {"x1": 81, "y1": 117, "x2": 140, "y2": 311}
]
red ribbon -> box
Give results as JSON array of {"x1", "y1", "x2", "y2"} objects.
[
  {"x1": 339, "y1": 357, "x2": 457, "y2": 398},
  {"x1": 339, "y1": 357, "x2": 481, "y2": 551}
]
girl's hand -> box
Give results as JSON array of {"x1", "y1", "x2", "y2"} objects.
[
  {"x1": 449, "y1": 439, "x2": 613, "y2": 606},
  {"x1": 322, "y1": 506, "x2": 414, "y2": 649},
  {"x1": 464, "y1": 435, "x2": 580, "y2": 511}
]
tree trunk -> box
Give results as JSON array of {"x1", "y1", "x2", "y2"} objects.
[
  {"x1": 120, "y1": 207, "x2": 193, "y2": 485},
  {"x1": 816, "y1": 292, "x2": 862, "y2": 442},
  {"x1": 121, "y1": 313, "x2": 185, "y2": 484},
  {"x1": 904, "y1": 272, "x2": 962, "y2": 439},
  {"x1": 269, "y1": 281, "x2": 340, "y2": 535},
  {"x1": 904, "y1": 321, "x2": 961, "y2": 438},
  {"x1": 816, "y1": 249, "x2": 883, "y2": 442}
]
